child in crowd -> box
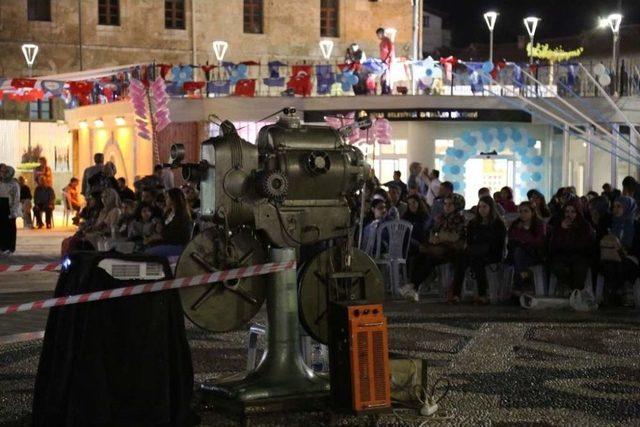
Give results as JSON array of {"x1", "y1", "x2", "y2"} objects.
[{"x1": 128, "y1": 203, "x2": 161, "y2": 252}]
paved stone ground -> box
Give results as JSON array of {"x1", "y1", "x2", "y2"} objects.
[
  {"x1": 1, "y1": 229, "x2": 639, "y2": 426},
  {"x1": 1, "y1": 300, "x2": 639, "y2": 426}
]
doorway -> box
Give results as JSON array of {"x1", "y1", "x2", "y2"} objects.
[{"x1": 463, "y1": 156, "x2": 516, "y2": 205}]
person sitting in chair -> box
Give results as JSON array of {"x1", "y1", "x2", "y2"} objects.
[{"x1": 63, "y1": 177, "x2": 82, "y2": 225}]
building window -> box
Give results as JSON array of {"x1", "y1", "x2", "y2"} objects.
[
  {"x1": 372, "y1": 139, "x2": 407, "y2": 184},
  {"x1": 424, "y1": 14, "x2": 430, "y2": 28},
  {"x1": 243, "y1": 0, "x2": 263, "y2": 34},
  {"x1": 98, "y1": 0, "x2": 120, "y2": 26},
  {"x1": 320, "y1": 0, "x2": 339, "y2": 37},
  {"x1": 165, "y1": 0, "x2": 185, "y2": 29},
  {"x1": 29, "y1": 100, "x2": 52, "y2": 120},
  {"x1": 28, "y1": 0, "x2": 51, "y2": 21}
]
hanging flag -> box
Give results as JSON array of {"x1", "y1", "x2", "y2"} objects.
[{"x1": 11, "y1": 78, "x2": 37, "y2": 89}]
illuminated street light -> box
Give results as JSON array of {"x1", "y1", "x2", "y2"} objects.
[
  {"x1": 319, "y1": 40, "x2": 334, "y2": 60},
  {"x1": 600, "y1": 13, "x2": 623, "y2": 93},
  {"x1": 483, "y1": 11, "x2": 498, "y2": 63},
  {"x1": 212, "y1": 40, "x2": 228, "y2": 62},
  {"x1": 524, "y1": 17, "x2": 540, "y2": 65}
]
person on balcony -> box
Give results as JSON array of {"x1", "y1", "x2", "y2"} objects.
[{"x1": 376, "y1": 27, "x2": 395, "y2": 95}]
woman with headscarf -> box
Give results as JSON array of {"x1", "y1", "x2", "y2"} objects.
[
  {"x1": 587, "y1": 196, "x2": 612, "y2": 244},
  {"x1": 83, "y1": 188, "x2": 122, "y2": 249},
  {"x1": 548, "y1": 199, "x2": 596, "y2": 293},
  {"x1": 449, "y1": 196, "x2": 507, "y2": 304},
  {"x1": 599, "y1": 196, "x2": 639, "y2": 305},
  {"x1": 407, "y1": 193, "x2": 466, "y2": 292},
  {"x1": 0, "y1": 164, "x2": 21, "y2": 255}
]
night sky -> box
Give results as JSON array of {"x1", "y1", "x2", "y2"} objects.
[{"x1": 428, "y1": 0, "x2": 640, "y2": 47}]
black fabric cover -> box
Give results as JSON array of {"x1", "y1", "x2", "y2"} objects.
[{"x1": 32, "y1": 252, "x2": 194, "y2": 426}]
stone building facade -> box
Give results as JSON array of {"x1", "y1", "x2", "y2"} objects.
[{"x1": 0, "y1": 0, "x2": 416, "y2": 78}]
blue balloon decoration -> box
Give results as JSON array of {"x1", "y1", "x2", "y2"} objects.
[
  {"x1": 521, "y1": 172, "x2": 531, "y2": 181},
  {"x1": 442, "y1": 165, "x2": 450, "y2": 174},
  {"x1": 521, "y1": 156, "x2": 531, "y2": 165},
  {"x1": 520, "y1": 188, "x2": 529, "y2": 198},
  {"x1": 531, "y1": 172, "x2": 542, "y2": 182},
  {"x1": 482, "y1": 130, "x2": 493, "y2": 144},
  {"x1": 450, "y1": 165, "x2": 461, "y2": 175},
  {"x1": 482, "y1": 61, "x2": 494, "y2": 74},
  {"x1": 446, "y1": 147, "x2": 456, "y2": 157},
  {"x1": 466, "y1": 135, "x2": 478, "y2": 146},
  {"x1": 532, "y1": 156, "x2": 543, "y2": 166},
  {"x1": 454, "y1": 149, "x2": 464, "y2": 159},
  {"x1": 497, "y1": 130, "x2": 508, "y2": 143},
  {"x1": 527, "y1": 138, "x2": 536, "y2": 148},
  {"x1": 512, "y1": 130, "x2": 522, "y2": 142},
  {"x1": 497, "y1": 142, "x2": 506, "y2": 153},
  {"x1": 453, "y1": 182, "x2": 462, "y2": 191}
]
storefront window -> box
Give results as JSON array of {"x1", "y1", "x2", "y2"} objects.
[
  {"x1": 568, "y1": 136, "x2": 587, "y2": 195},
  {"x1": 371, "y1": 139, "x2": 408, "y2": 184},
  {"x1": 592, "y1": 144, "x2": 612, "y2": 192}
]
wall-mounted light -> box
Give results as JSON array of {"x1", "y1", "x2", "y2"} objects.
[
  {"x1": 115, "y1": 116, "x2": 126, "y2": 126},
  {"x1": 319, "y1": 40, "x2": 334, "y2": 60},
  {"x1": 78, "y1": 120, "x2": 88, "y2": 129},
  {"x1": 94, "y1": 118, "x2": 104, "y2": 128}
]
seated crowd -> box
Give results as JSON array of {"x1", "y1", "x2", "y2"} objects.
[
  {"x1": 361, "y1": 163, "x2": 640, "y2": 307},
  {"x1": 62, "y1": 153, "x2": 200, "y2": 258}
]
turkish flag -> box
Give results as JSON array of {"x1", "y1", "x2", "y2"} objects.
[
  {"x1": 11, "y1": 78, "x2": 36, "y2": 89},
  {"x1": 286, "y1": 65, "x2": 313, "y2": 97},
  {"x1": 234, "y1": 79, "x2": 256, "y2": 97}
]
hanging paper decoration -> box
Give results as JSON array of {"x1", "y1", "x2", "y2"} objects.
[
  {"x1": 166, "y1": 65, "x2": 192, "y2": 95},
  {"x1": 7, "y1": 88, "x2": 44, "y2": 102},
  {"x1": 11, "y1": 78, "x2": 37, "y2": 89},
  {"x1": 229, "y1": 64, "x2": 249, "y2": 85},
  {"x1": 315, "y1": 64, "x2": 335, "y2": 95},
  {"x1": 361, "y1": 58, "x2": 386, "y2": 76},
  {"x1": 40, "y1": 80, "x2": 65, "y2": 99},
  {"x1": 337, "y1": 70, "x2": 359, "y2": 92},
  {"x1": 234, "y1": 79, "x2": 256, "y2": 97},
  {"x1": 150, "y1": 77, "x2": 171, "y2": 132},
  {"x1": 207, "y1": 80, "x2": 231, "y2": 95},
  {"x1": 372, "y1": 118, "x2": 392, "y2": 145},
  {"x1": 263, "y1": 61, "x2": 287, "y2": 87},
  {"x1": 287, "y1": 65, "x2": 313, "y2": 96},
  {"x1": 129, "y1": 78, "x2": 151, "y2": 140}
]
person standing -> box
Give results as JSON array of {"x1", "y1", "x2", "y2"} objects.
[
  {"x1": 117, "y1": 177, "x2": 136, "y2": 201},
  {"x1": 82, "y1": 153, "x2": 104, "y2": 196},
  {"x1": 384, "y1": 171, "x2": 408, "y2": 199},
  {"x1": 376, "y1": 27, "x2": 395, "y2": 95},
  {"x1": 425, "y1": 170, "x2": 441, "y2": 207},
  {"x1": 0, "y1": 164, "x2": 21, "y2": 255},
  {"x1": 33, "y1": 176, "x2": 56, "y2": 229},
  {"x1": 18, "y1": 176, "x2": 33, "y2": 229},
  {"x1": 33, "y1": 157, "x2": 53, "y2": 188}
]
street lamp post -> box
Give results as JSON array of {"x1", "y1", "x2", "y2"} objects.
[
  {"x1": 606, "y1": 13, "x2": 623, "y2": 94},
  {"x1": 524, "y1": 17, "x2": 540, "y2": 65},
  {"x1": 212, "y1": 40, "x2": 228, "y2": 83},
  {"x1": 21, "y1": 43, "x2": 39, "y2": 154},
  {"x1": 483, "y1": 11, "x2": 498, "y2": 63}
]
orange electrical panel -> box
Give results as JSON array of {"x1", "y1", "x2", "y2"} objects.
[{"x1": 329, "y1": 302, "x2": 391, "y2": 413}]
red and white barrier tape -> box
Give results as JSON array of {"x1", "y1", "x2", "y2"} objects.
[
  {"x1": 0, "y1": 256, "x2": 180, "y2": 273},
  {"x1": 0, "y1": 260, "x2": 295, "y2": 315}
]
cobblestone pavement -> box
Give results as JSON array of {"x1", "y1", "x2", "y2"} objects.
[{"x1": 1, "y1": 299, "x2": 639, "y2": 426}]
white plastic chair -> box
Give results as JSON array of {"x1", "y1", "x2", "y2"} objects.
[
  {"x1": 462, "y1": 263, "x2": 514, "y2": 303},
  {"x1": 373, "y1": 220, "x2": 413, "y2": 296},
  {"x1": 548, "y1": 268, "x2": 592, "y2": 297},
  {"x1": 62, "y1": 191, "x2": 73, "y2": 226},
  {"x1": 530, "y1": 264, "x2": 547, "y2": 296},
  {"x1": 418, "y1": 262, "x2": 454, "y2": 298}
]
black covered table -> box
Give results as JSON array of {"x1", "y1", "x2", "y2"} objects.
[{"x1": 32, "y1": 252, "x2": 195, "y2": 426}]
